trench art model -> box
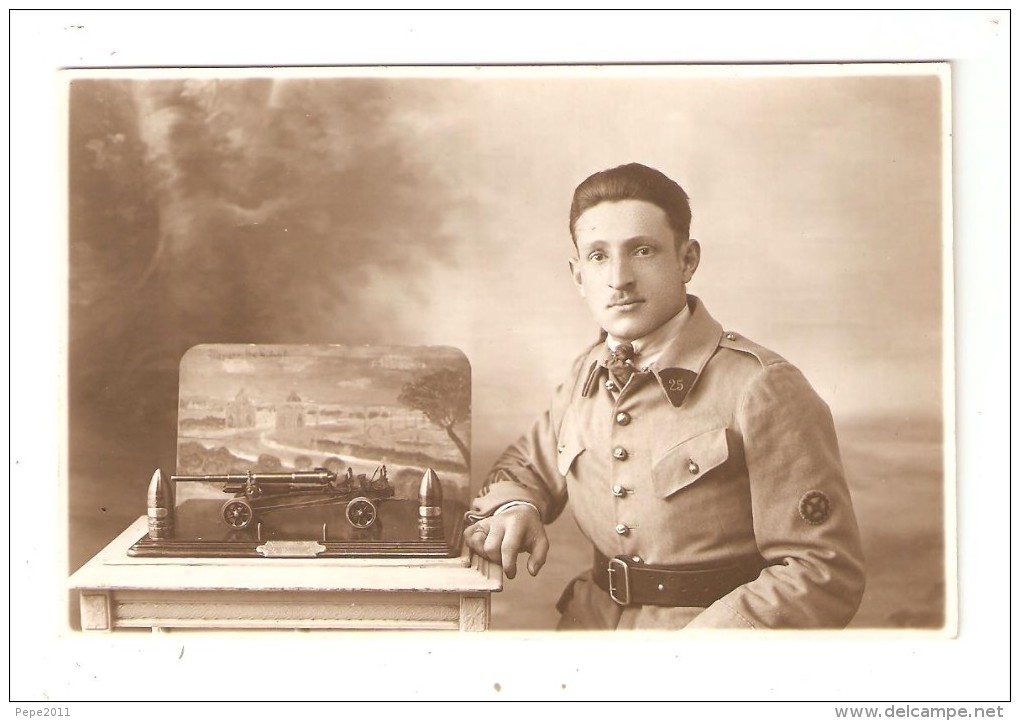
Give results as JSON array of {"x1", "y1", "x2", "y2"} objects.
[{"x1": 128, "y1": 344, "x2": 470, "y2": 559}]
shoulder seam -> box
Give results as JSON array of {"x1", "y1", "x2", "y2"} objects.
[
  {"x1": 719, "y1": 333, "x2": 787, "y2": 368},
  {"x1": 721, "y1": 345, "x2": 787, "y2": 367}
]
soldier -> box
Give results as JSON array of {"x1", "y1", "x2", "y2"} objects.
[{"x1": 464, "y1": 163, "x2": 866, "y2": 630}]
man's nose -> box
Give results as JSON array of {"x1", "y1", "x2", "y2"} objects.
[{"x1": 608, "y1": 256, "x2": 635, "y2": 289}]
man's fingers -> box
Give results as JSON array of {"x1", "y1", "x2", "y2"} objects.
[
  {"x1": 527, "y1": 530, "x2": 550, "y2": 577},
  {"x1": 482, "y1": 524, "x2": 506, "y2": 566},
  {"x1": 500, "y1": 523, "x2": 527, "y2": 580},
  {"x1": 463, "y1": 523, "x2": 489, "y2": 556},
  {"x1": 464, "y1": 512, "x2": 547, "y2": 581}
]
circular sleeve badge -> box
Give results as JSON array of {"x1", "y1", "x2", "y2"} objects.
[{"x1": 798, "y1": 490, "x2": 831, "y2": 525}]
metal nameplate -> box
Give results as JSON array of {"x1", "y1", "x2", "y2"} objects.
[{"x1": 255, "y1": 541, "x2": 327, "y2": 558}]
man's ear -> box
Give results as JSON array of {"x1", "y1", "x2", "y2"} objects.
[
  {"x1": 680, "y1": 239, "x2": 701, "y2": 283},
  {"x1": 568, "y1": 257, "x2": 585, "y2": 296}
]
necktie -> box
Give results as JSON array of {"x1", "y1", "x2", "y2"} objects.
[{"x1": 608, "y1": 342, "x2": 637, "y2": 387}]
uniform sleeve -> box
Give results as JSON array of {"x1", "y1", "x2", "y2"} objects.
[
  {"x1": 685, "y1": 361, "x2": 866, "y2": 629},
  {"x1": 468, "y1": 354, "x2": 589, "y2": 524}
]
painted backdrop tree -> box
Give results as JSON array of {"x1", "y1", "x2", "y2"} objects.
[{"x1": 398, "y1": 369, "x2": 471, "y2": 467}]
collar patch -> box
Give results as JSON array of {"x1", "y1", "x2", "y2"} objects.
[{"x1": 657, "y1": 368, "x2": 698, "y2": 407}]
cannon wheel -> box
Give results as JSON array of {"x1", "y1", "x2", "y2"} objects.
[
  {"x1": 345, "y1": 497, "x2": 378, "y2": 529},
  {"x1": 222, "y1": 498, "x2": 255, "y2": 530}
]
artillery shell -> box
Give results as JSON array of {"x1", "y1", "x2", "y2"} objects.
[
  {"x1": 146, "y1": 468, "x2": 175, "y2": 539},
  {"x1": 418, "y1": 468, "x2": 444, "y2": 540}
]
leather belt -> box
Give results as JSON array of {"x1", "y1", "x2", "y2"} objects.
[{"x1": 593, "y1": 549, "x2": 765, "y2": 607}]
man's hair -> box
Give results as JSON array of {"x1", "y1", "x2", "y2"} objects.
[{"x1": 569, "y1": 162, "x2": 692, "y2": 244}]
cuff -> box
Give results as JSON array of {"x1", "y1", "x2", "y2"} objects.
[
  {"x1": 465, "y1": 499, "x2": 538, "y2": 526},
  {"x1": 468, "y1": 470, "x2": 547, "y2": 521},
  {"x1": 495, "y1": 501, "x2": 540, "y2": 516},
  {"x1": 465, "y1": 499, "x2": 542, "y2": 525}
]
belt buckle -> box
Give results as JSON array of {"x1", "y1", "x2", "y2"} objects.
[{"x1": 606, "y1": 556, "x2": 631, "y2": 606}]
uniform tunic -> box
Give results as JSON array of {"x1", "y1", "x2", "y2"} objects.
[{"x1": 471, "y1": 296, "x2": 866, "y2": 630}]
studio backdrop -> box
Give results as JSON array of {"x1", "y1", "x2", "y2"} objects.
[{"x1": 66, "y1": 65, "x2": 949, "y2": 630}]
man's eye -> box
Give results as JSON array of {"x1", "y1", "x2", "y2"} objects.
[
  {"x1": 588, "y1": 252, "x2": 607, "y2": 262},
  {"x1": 635, "y1": 246, "x2": 653, "y2": 257}
]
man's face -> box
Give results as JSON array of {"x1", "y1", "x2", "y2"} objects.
[{"x1": 570, "y1": 199, "x2": 700, "y2": 341}]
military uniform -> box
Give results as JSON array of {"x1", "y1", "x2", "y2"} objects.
[{"x1": 471, "y1": 296, "x2": 866, "y2": 630}]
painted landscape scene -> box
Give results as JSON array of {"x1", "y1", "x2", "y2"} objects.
[{"x1": 176, "y1": 344, "x2": 471, "y2": 505}]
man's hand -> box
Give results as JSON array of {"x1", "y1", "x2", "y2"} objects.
[{"x1": 463, "y1": 505, "x2": 549, "y2": 580}]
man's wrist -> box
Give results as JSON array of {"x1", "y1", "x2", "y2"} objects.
[
  {"x1": 466, "y1": 500, "x2": 541, "y2": 524},
  {"x1": 494, "y1": 501, "x2": 540, "y2": 519}
]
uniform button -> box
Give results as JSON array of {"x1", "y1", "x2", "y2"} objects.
[
  {"x1": 613, "y1": 447, "x2": 629, "y2": 461},
  {"x1": 604, "y1": 379, "x2": 617, "y2": 391},
  {"x1": 612, "y1": 484, "x2": 629, "y2": 497},
  {"x1": 615, "y1": 524, "x2": 630, "y2": 536},
  {"x1": 726, "y1": 332, "x2": 737, "y2": 341},
  {"x1": 615, "y1": 411, "x2": 631, "y2": 426},
  {"x1": 688, "y1": 459, "x2": 700, "y2": 474}
]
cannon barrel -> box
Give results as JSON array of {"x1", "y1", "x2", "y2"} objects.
[{"x1": 172, "y1": 469, "x2": 337, "y2": 484}]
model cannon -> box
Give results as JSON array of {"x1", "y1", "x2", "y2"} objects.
[{"x1": 171, "y1": 466, "x2": 395, "y2": 531}]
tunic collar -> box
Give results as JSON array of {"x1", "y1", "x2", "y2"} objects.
[
  {"x1": 582, "y1": 295, "x2": 723, "y2": 407},
  {"x1": 606, "y1": 303, "x2": 691, "y2": 369}
]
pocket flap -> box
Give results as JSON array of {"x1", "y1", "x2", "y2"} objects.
[
  {"x1": 556, "y1": 416, "x2": 586, "y2": 477},
  {"x1": 652, "y1": 427, "x2": 729, "y2": 498}
]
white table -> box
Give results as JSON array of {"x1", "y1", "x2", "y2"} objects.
[{"x1": 69, "y1": 517, "x2": 502, "y2": 632}]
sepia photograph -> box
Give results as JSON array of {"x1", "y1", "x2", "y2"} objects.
[
  {"x1": 8, "y1": 9, "x2": 1010, "y2": 708},
  {"x1": 64, "y1": 64, "x2": 950, "y2": 634}
]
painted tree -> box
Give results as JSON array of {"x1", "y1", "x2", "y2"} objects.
[
  {"x1": 70, "y1": 76, "x2": 458, "y2": 445},
  {"x1": 398, "y1": 369, "x2": 470, "y2": 467}
]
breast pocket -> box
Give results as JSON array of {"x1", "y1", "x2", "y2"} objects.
[
  {"x1": 652, "y1": 427, "x2": 730, "y2": 498},
  {"x1": 556, "y1": 413, "x2": 586, "y2": 477}
]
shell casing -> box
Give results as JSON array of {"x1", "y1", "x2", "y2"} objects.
[
  {"x1": 146, "y1": 468, "x2": 175, "y2": 539},
  {"x1": 147, "y1": 517, "x2": 174, "y2": 539},
  {"x1": 418, "y1": 515, "x2": 444, "y2": 540}
]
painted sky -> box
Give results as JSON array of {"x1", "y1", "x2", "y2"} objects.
[{"x1": 178, "y1": 344, "x2": 468, "y2": 406}]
